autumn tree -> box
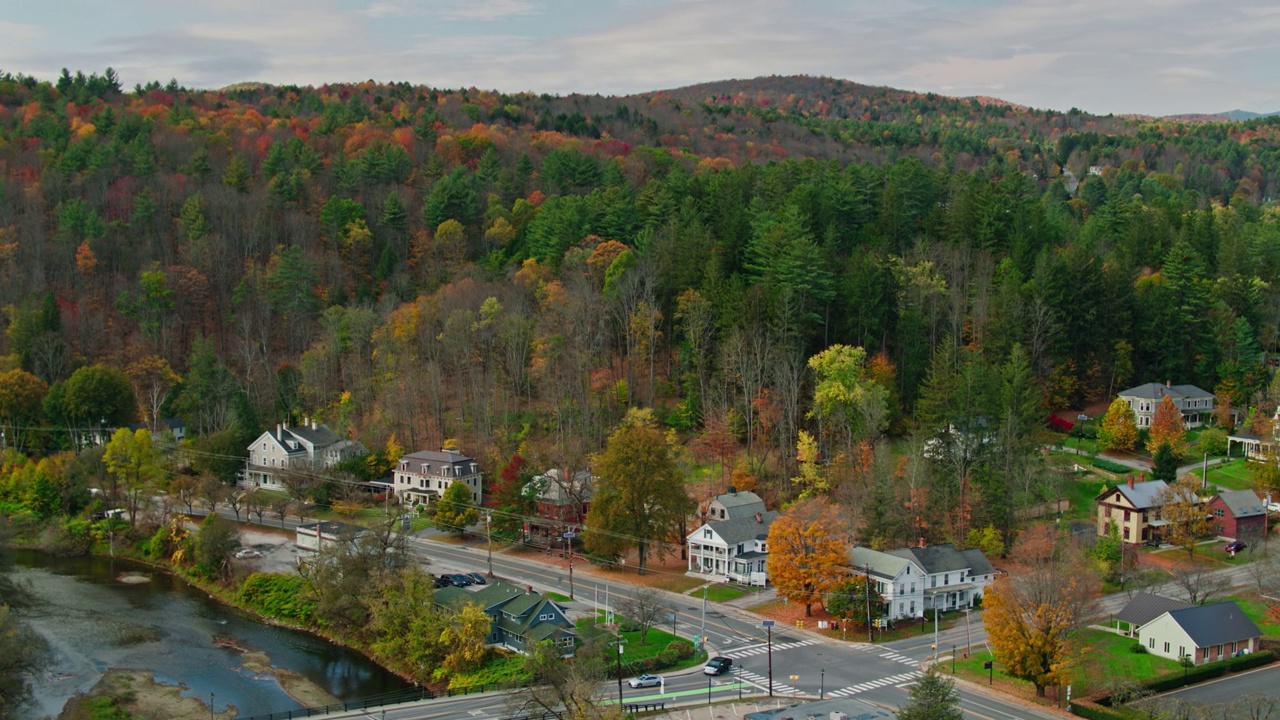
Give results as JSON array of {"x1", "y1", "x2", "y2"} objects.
[
  {"x1": 0, "y1": 368, "x2": 46, "y2": 453},
  {"x1": 432, "y1": 480, "x2": 478, "y2": 536},
  {"x1": 766, "y1": 497, "x2": 849, "y2": 616},
  {"x1": 1156, "y1": 475, "x2": 1213, "y2": 559},
  {"x1": 807, "y1": 344, "x2": 889, "y2": 457},
  {"x1": 124, "y1": 354, "x2": 179, "y2": 433},
  {"x1": 490, "y1": 453, "x2": 536, "y2": 540},
  {"x1": 1147, "y1": 395, "x2": 1187, "y2": 458},
  {"x1": 103, "y1": 427, "x2": 163, "y2": 524},
  {"x1": 584, "y1": 419, "x2": 694, "y2": 575},
  {"x1": 1096, "y1": 397, "x2": 1138, "y2": 452},
  {"x1": 983, "y1": 525, "x2": 1100, "y2": 697}
]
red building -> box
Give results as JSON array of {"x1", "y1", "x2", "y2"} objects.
[
  {"x1": 525, "y1": 469, "x2": 594, "y2": 544},
  {"x1": 1207, "y1": 489, "x2": 1267, "y2": 542}
]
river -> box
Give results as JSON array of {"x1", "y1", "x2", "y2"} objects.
[{"x1": 11, "y1": 550, "x2": 413, "y2": 720}]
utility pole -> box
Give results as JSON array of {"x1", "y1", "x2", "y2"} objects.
[
  {"x1": 564, "y1": 530, "x2": 576, "y2": 598},
  {"x1": 965, "y1": 608, "x2": 972, "y2": 656},
  {"x1": 933, "y1": 607, "x2": 940, "y2": 662},
  {"x1": 700, "y1": 585, "x2": 707, "y2": 643},
  {"x1": 762, "y1": 620, "x2": 775, "y2": 697},
  {"x1": 865, "y1": 564, "x2": 873, "y2": 643},
  {"x1": 485, "y1": 513, "x2": 494, "y2": 577},
  {"x1": 615, "y1": 638, "x2": 624, "y2": 703}
]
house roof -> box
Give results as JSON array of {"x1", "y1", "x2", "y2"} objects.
[
  {"x1": 959, "y1": 548, "x2": 995, "y2": 576},
  {"x1": 710, "y1": 490, "x2": 768, "y2": 519},
  {"x1": 1098, "y1": 480, "x2": 1169, "y2": 510},
  {"x1": 535, "y1": 469, "x2": 594, "y2": 505},
  {"x1": 401, "y1": 448, "x2": 476, "y2": 465},
  {"x1": 889, "y1": 543, "x2": 990, "y2": 576},
  {"x1": 1116, "y1": 593, "x2": 1191, "y2": 627},
  {"x1": 1216, "y1": 489, "x2": 1266, "y2": 519},
  {"x1": 1118, "y1": 383, "x2": 1212, "y2": 401},
  {"x1": 848, "y1": 546, "x2": 922, "y2": 580},
  {"x1": 704, "y1": 511, "x2": 779, "y2": 545},
  {"x1": 1162, "y1": 602, "x2": 1263, "y2": 647}
]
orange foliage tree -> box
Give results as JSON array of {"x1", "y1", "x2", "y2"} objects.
[
  {"x1": 1147, "y1": 395, "x2": 1187, "y2": 458},
  {"x1": 765, "y1": 497, "x2": 850, "y2": 616},
  {"x1": 982, "y1": 526, "x2": 1100, "y2": 697}
]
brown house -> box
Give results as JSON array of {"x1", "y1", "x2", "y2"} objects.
[
  {"x1": 525, "y1": 469, "x2": 593, "y2": 543},
  {"x1": 1096, "y1": 476, "x2": 1169, "y2": 544},
  {"x1": 1207, "y1": 489, "x2": 1267, "y2": 541}
]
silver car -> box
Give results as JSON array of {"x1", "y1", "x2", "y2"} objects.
[{"x1": 628, "y1": 674, "x2": 663, "y2": 689}]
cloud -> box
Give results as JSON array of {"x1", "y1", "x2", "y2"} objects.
[{"x1": 361, "y1": 0, "x2": 539, "y2": 22}]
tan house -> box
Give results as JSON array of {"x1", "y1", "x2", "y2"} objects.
[
  {"x1": 1135, "y1": 601, "x2": 1262, "y2": 665},
  {"x1": 1096, "y1": 477, "x2": 1169, "y2": 544}
]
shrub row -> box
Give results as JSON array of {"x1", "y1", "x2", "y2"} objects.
[
  {"x1": 1089, "y1": 458, "x2": 1132, "y2": 475},
  {"x1": 1142, "y1": 650, "x2": 1274, "y2": 693}
]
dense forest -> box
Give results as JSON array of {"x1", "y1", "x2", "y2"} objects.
[{"x1": 1, "y1": 67, "x2": 1280, "y2": 548}]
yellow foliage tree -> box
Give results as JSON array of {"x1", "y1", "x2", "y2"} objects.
[
  {"x1": 983, "y1": 526, "x2": 1100, "y2": 697},
  {"x1": 1095, "y1": 397, "x2": 1138, "y2": 452},
  {"x1": 792, "y1": 430, "x2": 828, "y2": 495},
  {"x1": 765, "y1": 497, "x2": 849, "y2": 616},
  {"x1": 1156, "y1": 474, "x2": 1214, "y2": 559},
  {"x1": 436, "y1": 602, "x2": 493, "y2": 678}
]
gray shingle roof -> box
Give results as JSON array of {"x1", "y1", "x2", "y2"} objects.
[
  {"x1": 1118, "y1": 383, "x2": 1211, "y2": 400},
  {"x1": 1216, "y1": 489, "x2": 1266, "y2": 519},
  {"x1": 959, "y1": 548, "x2": 995, "y2": 576},
  {"x1": 712, "y1": 490, "x2": 767, "y2": 519},
  {"x1": 1117, "y1": 593, "x2": 1191, "y2": 627},
  {"x1": 890, "y1": 543, "x2": 980, "y2": 575},
  {"x1": 1164, "y1": 602, "x2": 1262, "y2": 648},
  {"x1": 848, "y1": 546, "x2": 922, "y2": 580},
  {"x1": 402, "y1": 448, "x2": 476, "y2": 465},
  {"x1": 287, "y1": 423, "x2": 342, "y2": 446},
  {"x1": 1099, "y1": 480, "x2": 1169, "y2": 510},
  {"x1": 707, "y1": 511, "x2": 778, "y2": 545}
]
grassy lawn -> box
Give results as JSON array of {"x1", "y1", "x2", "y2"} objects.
[
  {"x1": 1196, "y1": 544, "x2": 1252, "y2": 565},
  {"x1": 448, "y1": 653, "x2": 531, "y2": 690},
  {"x1": 577, "y1": 613, "x2": 703, "y2": 668},
  {"x1": 701, "y1": 584, "x2": 747, "y2": 603},
  {"x1": 1189, "y1": 458, "x2": 1256, "y2": 491},
  {"x1": 1061, "y1": 476, "x2": 1109, "y2": 521},
  {"x1": 953, "y1": 629, "x2": 1180, "y2": 699},
  {"x1": 1227, "y1": 595, "x2": 1280, "y2": 638},
  {"x1": 543, "y1": 591, "x2": 572, "y2": 602}
]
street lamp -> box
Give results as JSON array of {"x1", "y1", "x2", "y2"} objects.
[
  {"x1": 761, "y1": 619, "x2": 775, "y2": 697},
  {"x1": 820, "y1": 668, "x2": 825, "y2": 699},
  {"x1": 1077, "y1": 414, "x2": 1089, "y2": 455}
]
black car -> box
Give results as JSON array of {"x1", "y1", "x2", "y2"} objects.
[
  {"x1": 449, "y1": 574, "x2": 473, "y2": 587},
  {"x1": 467, "y1": 572, "x2": 488, "y2": 585},
  {"x1": 432, "y1": 575, "x2": 452, "y2": 588},
  {"x1": 703, "y1": 656, "x2": 733, "y2": 675}
]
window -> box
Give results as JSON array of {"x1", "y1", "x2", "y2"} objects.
[
  {"x1": 704, "y1": 529, "x2": 712, "y2": 539},
  {"x1": 909, "y1": 583, "x2": 915, "y2": 593},
  {"x1": 909, "y1": 601, "x2": 915, "y2": 614},
  {"x1": 905, "y1": 566, "x2": 910, "y2": 575},
  {"x1": 1124, "y1": 510, "x2": 1130, "y2": 521},
  {"x1": 1123, "y1": 527, "x2": 1130, "y2": 541},
  {"x1": 1164, "y1": 642, "x2": 1170, "y2": 653},
  {"x1": 898, "y1": 602, "x2": 904, "y2": 615},
  {"x1": 944, "y1": 574, "x2": 950, "y2": 585},
  {"x1": 931, "y1": 577, "x2": 937, "y2": 588},
  {"x1": 1213, "y1": 508, "x2": 1225, "y2": 518},
  {"x1": 1149, "y1": 638, "x2": 1154, "y2": 648}
]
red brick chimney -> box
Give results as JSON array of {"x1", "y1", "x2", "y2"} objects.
[
  {"x1": 755, "y1": 511, "x2": 763, "y2": 523},
  {"x1": 1128, "y1": 477, "x2": 1135, "y2": 489}
]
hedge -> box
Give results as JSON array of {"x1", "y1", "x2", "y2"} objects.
[
  {"x1": 1089, "y1": 458, "x2": 1132, "y2": 475},
  {"x1": 1071, "y1": 700, "x2": 1134, "y2": 720},
  {"x1": 1142, "y1": 650, "x2": 1274, "y2": 693}
]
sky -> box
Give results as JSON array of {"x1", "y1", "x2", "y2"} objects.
[{"x1": 1, "y1": 0, "x2": 1278, "y2": 117}]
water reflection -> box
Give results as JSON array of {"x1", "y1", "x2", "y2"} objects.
[{"x1": 13, "y1": 550, "x2": 411, "y2": 719}]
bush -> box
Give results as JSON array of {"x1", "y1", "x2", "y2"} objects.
[
  {"x1": 238, "y1": 573, "x2": 315, "y2": 623},
  {"x1": 1141, "y1": 651, "x2": 1274, "y2": 693},
  {"x1": 1090, "y1": 458, "x2": 1132, "y2": 475},
  {"x1": 1196, "y1": 428, "x2": 1228, "y2": 457},
  {"x1": 1070, "y1": 700, "x2": 1131, "y2": 720},
  {"x1": 664, "y1": 640, "x2": 694, "y2": 660},
  {"x1": 1128, "y1": 643, "x2": 1146, "y2": 654}
]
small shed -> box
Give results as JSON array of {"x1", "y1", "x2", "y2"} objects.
[{"x1": 296, "y1": 520, "x2": 367, "y2": 551}]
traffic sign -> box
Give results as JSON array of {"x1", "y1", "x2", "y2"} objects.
[
  {"x1": 761, "y1": 620, "x2": 775, "y2": 628},
  {"x1": 563, "y1": 531, "x2": 576, "y2": 539}
]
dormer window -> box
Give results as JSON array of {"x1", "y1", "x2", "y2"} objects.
[
  {"x1": 704, "y1": 529, "x2": 712, "y2": 539},
  {"x1": 471, "y1": 463, "x2": 478, "y2": 474}
]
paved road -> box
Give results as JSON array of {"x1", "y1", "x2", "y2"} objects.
[{"x1": 1144, "y1": 663, "x2": 1280, "y2": 707}]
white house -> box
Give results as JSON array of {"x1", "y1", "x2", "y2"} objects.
[
  {"x1": 1135, "y1": 601, "x2": 1262, "y2": 665},
  {"x1": 244, "y1": 418, "x2": 366, "y2": 489},
  {"x1": 848, "y1": 543, "x2": 995, "y2": 622},
  {"x1": 296, "y1": 520, "x2": 367, "y2": 552},
  {"x1": 393, "y1": 448, "x2": 483, "y2": 506},
  {"x1": 1118, "y1": 382, "x2": 1214, "y2": 429},
  {"x1": 687, "y1": 490, "x2": 777, "y2": 586}
]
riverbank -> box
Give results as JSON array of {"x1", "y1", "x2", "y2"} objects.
[{"x1": 57, "y1": 670, "x2": 237, "y2": 720}]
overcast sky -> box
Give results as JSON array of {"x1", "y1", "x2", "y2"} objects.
[{"x1": 2, "y1": 0, "x2": 1277, "y2": 117}]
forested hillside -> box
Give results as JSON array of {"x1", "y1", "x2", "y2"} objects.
[{"x1": 2, "y1": 67, "x2": 1280, "y2": 547}]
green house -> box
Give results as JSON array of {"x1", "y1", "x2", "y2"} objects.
[{"x1": 435, "y1": 581, "x2": 578, "y2": 656}]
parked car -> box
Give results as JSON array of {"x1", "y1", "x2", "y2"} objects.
[
  {"x1": 628, "y1": 674, "x2": 663, "y2": 689},
  {"x1": 1225, "y1": 540, "x2": 1247, "y2": 553},
  {"x1": 467, "y1": 572, "x2": 488, "y2": 585},
  {"x1": 1267, "y1": 502, "x2": 1280, "y2": 513},
  {"x1": 432, "y1": 575, "x2": 452, "y2": 589},
  {"x1": 703, "y1": 657, "x2": 733, "y2": 675},
  {"x1": 234, "y1": 548, "x2": 263, "y2": 559},
  {"x1": 448, "y1": 574, "x2": 473, "y2": 587}
]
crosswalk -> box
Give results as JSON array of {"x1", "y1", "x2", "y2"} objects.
[
  {"x1": 721, "y1": 638, "x2": 821, "y2": 659},
  {"x1": 733, "y1": 667, "x2": 797, "y2": 695},
  {"x1": 873, "y1": 649, "x2": 920, "y2": 667},
  {"x1": 827, "y1": 671, "x2": 922, "y2": 697}
]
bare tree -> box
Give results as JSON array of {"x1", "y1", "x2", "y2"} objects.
[
  {"x1": 1168, "y1": 562, "x2": 1232, "y2": 605},
  {"x1": 198, "y1": 474, "x2": 226, "y2": 515},
  {"x1": 269, "y1": 496, "x2": 291, "y2": 528},
  {"x1": 277, "y1": 466, "x2": 313, "y2": 516},
  {"x1": 616, "y1": 587, "x2": 673, "y2": 645},
  {"x1": 245, "y1": 488, "x2": 267, "y2": 525},
  {"x1": 1246, "y1": 546, "x2": 1280, "y2": 597},
  {"x1": 227, "y1": 489, "x2": 245, "y2": 522},
  {"x1": 509, "y1": 628, "x2": 625, "y2": 720},
  {"x1": 171, "y1": 474, "x2": 198, "y2": 516}
]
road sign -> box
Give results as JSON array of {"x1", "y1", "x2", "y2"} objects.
[
  {"x1": 983, "y1": 661, "x2": 993, "y2": 669},
  {"x1": 563, "y1": 531, "x2": 576, "y2": 539},
  {"x1": 761, "y1": 620, "x2": 775, "y2": 628}
]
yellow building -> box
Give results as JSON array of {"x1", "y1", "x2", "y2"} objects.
[{"x1": 1096, "y1": 477, "x2": 1169, "y2": 545}]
